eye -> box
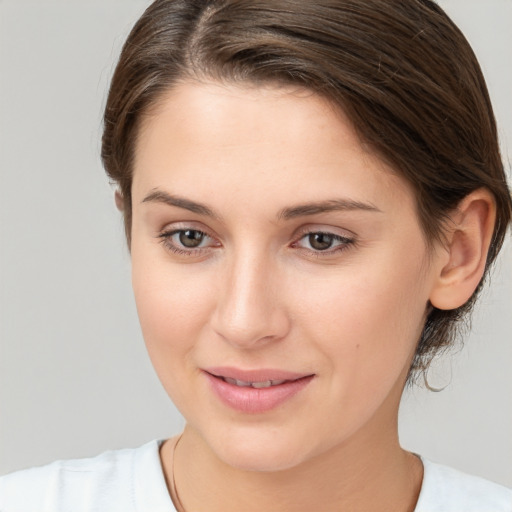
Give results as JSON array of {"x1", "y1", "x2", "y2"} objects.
[
  {"x1": 177, "y1": 229, "x2": 207, "y2": 248},
  {"x1": 293, "y1": 231, "x2": 354, "y2": 254},
  {"x1": 158, "y1": 227, "x2": 219, "y2": 255},
  {"x1": 307, "y1": 233, "x2": 336, "y2": 251}
]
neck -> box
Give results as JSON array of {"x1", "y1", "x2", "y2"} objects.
[{"x1": 163, "y1": 405, "x2": 423, "y2": 512}]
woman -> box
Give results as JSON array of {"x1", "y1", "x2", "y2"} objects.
[{"x1": 1, "y1": 1, "x2": 511, "y2": 511}]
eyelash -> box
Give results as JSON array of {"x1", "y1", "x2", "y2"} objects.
[
  {"x1": 158, "y1": 228, "x2": 215, "y2": 256},
  {"x1": 157, "y1": 228, "x2": 355, "y2": 257},
  {"x1": 291, "y1": 231, "x2": 355, "y2": 256}
]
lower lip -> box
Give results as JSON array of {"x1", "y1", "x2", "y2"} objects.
[{"x1": 204, "y1": 372, "x2": 314, "y2": 414}]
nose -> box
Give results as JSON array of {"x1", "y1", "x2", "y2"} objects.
[{"x1": 210, "y1": 249, "x2": 291, "y2": 349}]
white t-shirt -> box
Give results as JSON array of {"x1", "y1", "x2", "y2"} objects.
[{"x1": 0, "y1": 440, "x2": 510, "y2": 512}]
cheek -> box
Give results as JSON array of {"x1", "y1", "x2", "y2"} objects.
[
  {"x1": 131, "y1": 257, "x2": 220, "y2": 418},
  {"x1": 131, "y1": 249, "x2": 215, "y2": 370},
  {"x1": 294, "y1": 253, "x2": 430, "y2": 382}
]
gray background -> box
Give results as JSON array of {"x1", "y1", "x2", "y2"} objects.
[{"x1": 1, "y1": 0, "x2": 511, "y2": 486}]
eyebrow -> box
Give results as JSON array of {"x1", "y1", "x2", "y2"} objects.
[
  {"x1": 142, "y1": 190, "x2": 219, "y2": 219},
  {"x1": 142, "y1": 189, "x2": 381, "y2": 220},
  {"x1": 278, "y1": 199, "x2": 382, "y2": 220}
]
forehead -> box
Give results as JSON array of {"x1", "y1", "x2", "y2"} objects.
[{"x1": 132, "y1": 80, "x2": 414, "y2": 214}]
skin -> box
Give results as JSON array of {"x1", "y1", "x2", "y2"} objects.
[{"x1": 129, "y1": 81, "x2": 495, "y2": 512}]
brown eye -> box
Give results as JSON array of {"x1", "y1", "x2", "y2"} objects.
[
  {"x1": 293, "y1": 231, "x2": 354, "y2": 255},
  {"x1": 179, "y1": 230, "x2": 205, "y2": 248},
  {"x1": 308, "y1": 233, "x2": 334, "y2": 251},
  {"x1": 158, "y1": 227, "x2": 219, "y2": 256}
]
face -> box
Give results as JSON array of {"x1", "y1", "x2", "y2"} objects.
[{"x1": 131, "y1": 81, "x2": 440, "y2": 472}]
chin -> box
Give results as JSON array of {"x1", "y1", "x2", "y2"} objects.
[
  {"x1": 221, "y1": 446, "x2": 305, "y2": 473},
  {"x1": 205, "y1": 425, "x2": 316, "y2": 473}
]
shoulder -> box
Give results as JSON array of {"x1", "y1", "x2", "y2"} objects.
[
  {"x1": 415, "y1": 457, "x2": 512, "y2": 512},
  {"x1": 0, "y1": 439, "x2": 172, "y2": 512}
]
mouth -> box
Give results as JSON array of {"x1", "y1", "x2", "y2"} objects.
[
  {"x1": 203, "y1": 367, "x2": 315, "y2": 413},
  {"x1": 220, "y1": 377, "x2": 289, "y2": 388}
]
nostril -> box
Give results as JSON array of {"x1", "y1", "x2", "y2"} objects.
[{"x1": 210, "y1": 267, "x2": 291, "y2": 347}]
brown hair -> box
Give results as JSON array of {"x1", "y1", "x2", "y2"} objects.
[{"x1": 101, "y1": 0, "x2": 511, "y2": 379}]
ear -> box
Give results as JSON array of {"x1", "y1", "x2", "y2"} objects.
[
  {"x1": 429, "y1": 188, "x2": 496, "y2": 311},
  {"x1": 115, "y1": 189, "x2": 125, "y2": 212}
]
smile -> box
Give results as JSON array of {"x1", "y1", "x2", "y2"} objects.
[
  {"x1": 203, "y1": 368, "x2": 315, "y2": 414},
  {"x1": 222, "y1": 377, "x2": 287, "y2": 388}
]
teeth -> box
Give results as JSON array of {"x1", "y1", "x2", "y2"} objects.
[
  {"x1": 223, "y1": 377, "x2": 287, "y2": 388},
  {"x1": 224, "y1": 377, "x2": 252, "y2": 387},
  {"x1": 251, "y1": 380, "x2": 272, "y2": 389}
]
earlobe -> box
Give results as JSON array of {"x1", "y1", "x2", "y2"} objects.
[
  {"x1": 429, "y1": 188, "x2": 496, "y2": 311},
  {"x1": 115, "y1": 189, "x2": 125, "y2": 212}
]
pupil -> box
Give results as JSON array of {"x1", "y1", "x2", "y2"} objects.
[
  {"x1": 309, "y1": 233, "x2": 333, "y2": 250},
  {"x1": 179, "y1": 230, "x2": 204, "y2": 248}
]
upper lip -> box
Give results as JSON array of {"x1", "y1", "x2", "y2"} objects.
[{"x1": 204, "y1": 366, "x2": 313, "y2": 383}]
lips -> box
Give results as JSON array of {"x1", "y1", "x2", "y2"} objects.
[
  {"x1": 203, "y1": 367, "x2": 315, "y2": 414},
  {"x1": 222, "y1": 377, "x2": 287, "y2": 388}
]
